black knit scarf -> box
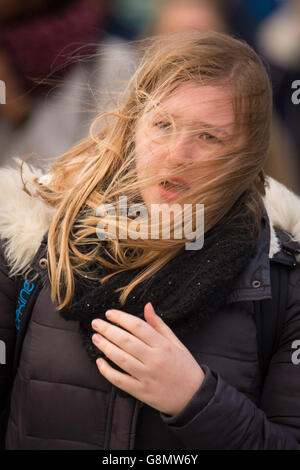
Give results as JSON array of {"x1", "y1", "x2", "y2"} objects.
[{"x1": 58, "y1": 197, "x2": 261, "y2": 362}]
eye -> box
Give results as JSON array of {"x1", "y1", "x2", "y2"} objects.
[
  {"x1": 154, "y1": 121, "x2": 172, "y2": 130},
  {"x1": 199, "y1": 132, "x2": 220, "y2": 143}
]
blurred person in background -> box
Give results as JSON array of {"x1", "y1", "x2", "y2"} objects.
[
  {"x1": 0, "y1": 0, "x2": 136, "y2": 167},
  {"x1": 227, "y1": 0, "x2": 280, "y2": 48},
  {"x1": 106, "y1": 0, "x2": 160, "y2": 40},
  {"x1": 256, "y1": 0, "x2": 300, "y2": 193},
  {"x1": 149, "y1": 0, "x2": 229, "y2": 35}
]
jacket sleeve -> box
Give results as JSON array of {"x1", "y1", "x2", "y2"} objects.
[
  {"x1": 0, "y1": 240, "x2": 17, "y2": 405},
  {"x1": 160, "y1": 266, "x2": 300, "y2": 450}
]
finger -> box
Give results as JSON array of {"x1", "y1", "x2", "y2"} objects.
[
  {"x1": 91, "y1": 318, "x2": 153, "y2": 360},
  {"x1": 100, "y1": 309, "x2": 165, "y2": 348},
  {"x1": 96, "y1": 357, "x2": 142, "y2": 399},
  {"x1": 144, "y1": 303, "x2": 186, "y2": 350},
  {"x1": 92, "y1": 333, "x2": 145, "y2": 378}
]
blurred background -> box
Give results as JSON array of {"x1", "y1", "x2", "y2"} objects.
[{"x1": 0, "y1": 0, "x2": 299, "y2": 192}]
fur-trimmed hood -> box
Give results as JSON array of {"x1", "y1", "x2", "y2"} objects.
[
  {"x1": 0, "y1": 160, "x2": 300, "y2": 277},
  {"x1": 0, "y1": 161, "x2": 55, "y2": 276}
]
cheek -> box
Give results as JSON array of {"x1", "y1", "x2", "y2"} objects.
[{"x1": 135, "y1": 132, "x2": 161, "y2": 176}]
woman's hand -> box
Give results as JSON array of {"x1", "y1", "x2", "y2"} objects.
[{"x1": 91, "y1": 303, "x2": 205, "y2": 416}]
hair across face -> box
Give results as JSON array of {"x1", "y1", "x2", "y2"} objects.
[
  {"x1": 33, "y1": 30, "x2": 273, "y2": 308},
  {"x1": 135, "y1": 82, "x2": 237, "y2": 210},
  {"x1": 124, "y1": 30, "x2": 272, "y2": 230}
]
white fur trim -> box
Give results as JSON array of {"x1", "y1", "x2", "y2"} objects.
[
  {"x1": 38, "y1": 173, "x2": 53, "y2": 185},
  {"x1": 264, "y1": 176, "x2": 300, "y2": 260},
  {"x1": 0, "y1": 159, "x2": 55, "y2": 276},
  {"x1": 262, "y1": 198, "x2": 281, "y2": 258}
]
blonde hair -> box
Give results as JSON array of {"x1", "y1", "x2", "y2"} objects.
[{"x1": 32, "y1": 30, "x2": 272, "y2": 309}]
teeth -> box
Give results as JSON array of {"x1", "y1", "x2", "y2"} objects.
[{"x1": 162, "y1": 180, "x2": 186, "y2": 190}]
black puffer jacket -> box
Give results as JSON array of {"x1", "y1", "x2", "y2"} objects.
[{"x1": 0, "y1": 166, "x2": 300, "y2": 450}]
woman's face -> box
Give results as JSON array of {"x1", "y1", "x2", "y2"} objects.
[{"x1": 135, "y1": 82, "x2": 235, "y2": 210}]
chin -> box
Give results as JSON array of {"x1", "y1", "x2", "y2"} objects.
[{"x1": 142, "y1": 190, "x2": 161, "y2": 210}]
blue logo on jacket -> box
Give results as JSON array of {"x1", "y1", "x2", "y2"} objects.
[{"x1": 15, "y1": 280, "x2": 35, "y2": 330}]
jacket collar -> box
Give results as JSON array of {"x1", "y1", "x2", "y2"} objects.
[{"x1": 227, "y1": 209, "x2": 300, "y2": 304}]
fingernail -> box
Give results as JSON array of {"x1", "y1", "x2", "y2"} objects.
[
  {"x1": 97, "y1": 358, "x2": 104, "y2": 369},
  {"x1": 91, "y1": 319, "x2": 101, "y2": 329},
  {"x1": 105, "y1": 310, "x2": 115, "y2": 319},
  {"x1": 92, "y1": 333, "x2": 100, "y2": 343},
  {"x1": 147, "y1": 302, "x2": 156, "y2": 314}
]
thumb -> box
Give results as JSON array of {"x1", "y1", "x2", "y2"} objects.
[{"x1": 144, "y1": 302, "x2": 186, "y2": 350}]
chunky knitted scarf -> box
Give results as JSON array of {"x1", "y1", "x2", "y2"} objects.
[{"x1": 59, "y1": 196, "x2": 261, "y2": 363}]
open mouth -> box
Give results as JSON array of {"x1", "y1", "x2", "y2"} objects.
[
  {"x1": 160, "y1": 179, "x2": 189, "y2": 191},
  {"x1": 158, "y1": 178, "x2": 189, "y2": 200}
]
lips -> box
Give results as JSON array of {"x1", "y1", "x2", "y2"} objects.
[
  {"x1": 158, "y1": 177, "x2": 189, "y2": 200},
  {"x1": 161, "y1": 177, "x2": 189, "y2": 191}
]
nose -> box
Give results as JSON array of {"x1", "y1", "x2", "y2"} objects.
[{"x1": 165, "y1": 132, "x2": 193, "y2": 165}]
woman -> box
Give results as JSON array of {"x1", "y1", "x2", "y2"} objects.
[{"x1": 1, "y1": 30, "x2": 300, "y2": 450}]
